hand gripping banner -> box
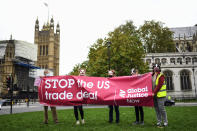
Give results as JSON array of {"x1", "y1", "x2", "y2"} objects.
[{"x1": 38, "y1": 72, "x2": 153, "y2": 107}]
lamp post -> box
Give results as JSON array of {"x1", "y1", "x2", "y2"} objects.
[
  {"x1": 192, "y1": 65, "x2": 196, "y2": 99},
  {"x1": 107, "y1": 41, "x2": 111, "y2": 71}
]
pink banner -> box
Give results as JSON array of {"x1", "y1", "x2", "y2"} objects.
[{"x1": 38, "y1": 72, "x2": 153, "y2": 107}]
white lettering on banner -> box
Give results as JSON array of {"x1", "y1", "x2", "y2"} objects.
[
  {"x1": 97, "y1": 81, "x2": 110, "y2": 89},
  {"x1": 44, "y1": 79, "x2": 75, "y2": 89},
  {"x1": 59, "y1": 79, "x2": 68, "y2": 88},
  {"x1": 45, "y1": 79, "x2": 51, "y2": 88},
  {"x1": 127, "y1": 86, "x2": 148, "y2": 93},
  {"x1": 119, "y1": 90, "x2": 126, "y2": 98},
  {"x1": 76, "y1": 90, "x2": 97, "y2": 100},
  {"x1": 127, "y1": 99, "x2": 140, "y2": 103},
  {"x1": 77, "y1": 79, "x2": 94, "y2": 88},
  {"x1": 119, "y1": 86, "x2": 149, "y2": 98},
  {"x1": 45, "y1": 91, "x2": 73, "y2": 100},
  {"x1": 52, "y1": 79, "x2": 58, "y2": 88}
]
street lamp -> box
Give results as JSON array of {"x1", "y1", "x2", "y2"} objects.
[
  {"x1": 192, "y1": 62, "x2": 196, "y2": 99},
  {"x1": 107, "y1": 41, "x2": 111, "y2": 71}
]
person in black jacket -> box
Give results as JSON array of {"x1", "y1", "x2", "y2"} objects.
[
  {"x1": 131, "y1": 68, "x2": 144, "y2": 125},
  {"x1": 74, "y1": 69, "x2": 85, "y2": 125},
  {"x1": 108, "y1": 70, "x2": 120, "y2": 123}
]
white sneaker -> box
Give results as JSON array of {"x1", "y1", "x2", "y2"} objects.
[
  {"x1": 76, "y1": 120, "x2": 80, "y2": 125},
  {"x1": 81, "y1": 119, "x2": 85, "y2": 124},
  {"x1": 164, "y1": 122, "x2": 168, "y2": 127}
]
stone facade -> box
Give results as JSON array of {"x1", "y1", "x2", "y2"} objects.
[
  {"x1": 0, "y1": 40, "x2": 37, "y2": 97},
  {"x1": 34, "y1": 18, "x2": 60, "y2": 76},
  {"x1": 145, "y1": 53, "x2": 197, "y2": 99},
  {"x1": 170, "y1": 26, "x2": 197, "y2": 52},
  {"x1": 144, "y1": 26, "x2": 197, "y2": 99}
]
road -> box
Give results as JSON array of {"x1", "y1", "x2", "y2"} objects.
[{"x1": 0, "y1": 102, "x2": 197, "y2": 115}]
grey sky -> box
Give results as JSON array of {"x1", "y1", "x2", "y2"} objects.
[{"x1": 0, "y1": 0, "x2": 197, "y2": 75}]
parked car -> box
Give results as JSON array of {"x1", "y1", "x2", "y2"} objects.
[
  {"x1": 0, "y1": 99, "x2": 11, "y2": 107},
  {"x1": 164, "y1": 98, "x2": 175, "y2": 106}
]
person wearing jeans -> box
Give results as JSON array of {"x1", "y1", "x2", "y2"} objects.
[{"x1": 152, "y1": 64, "x2": 168, "y2": 127}]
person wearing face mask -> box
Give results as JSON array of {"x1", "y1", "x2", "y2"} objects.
[
  {"x1": 152, "y1": 64, "x2": 168, "y2": 128},
  {"x1": 108, "y1": 70, "x2": 120, "y2": 124},
  {"x1": 131, "y1": 68, "x2": 144, "y2": 125},
  {"x1": 74, "y1": 68, "x2": 85, "y2": 125},
  {"x1": 42, "y1": 70, "x2": 58, "y2": 124}
]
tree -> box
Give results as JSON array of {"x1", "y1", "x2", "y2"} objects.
[
  {"x1": 138, "y1": 20, "x2": 175, "y2": 53},
  {"x1": 69, "y1": 61, "x2": 88, "y2": 75},
  {"x1": 87, "y1": 21, "x2": 149, "y2": 76}
]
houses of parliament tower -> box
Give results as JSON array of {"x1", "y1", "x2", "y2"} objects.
[{"x1": 34, "y1": 18, "x2": 60, "y2": 76}]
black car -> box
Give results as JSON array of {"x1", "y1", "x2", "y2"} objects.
[{"x1": 164, "y1": 99, "x2": 175, "y2": 106}]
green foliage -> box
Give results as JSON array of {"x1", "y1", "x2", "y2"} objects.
[
  {"x1": 69, "y1": 61, "x2": 89, "y2": 76},
  {"x1": 87, "y1": 21, "x2": 148, "y2": 76},
  {"x1": 70, "y1": 20, "x2": 176, "y2": 76},
  {"x1": 1, "y1": 107, "x2": 197, "y2": 131},
  {"x1": 138, "y1": 20, "x2": 175, "y2": 53}
]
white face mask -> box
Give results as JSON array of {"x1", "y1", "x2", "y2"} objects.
[
  {"x1": 79, "y1": 69, "x2": 85, "y2": 76},
  {"x1": 45, "y1": 73, "x2": 50, "y2": 76},
  {"x1": 108, "y1": 71, "x2": 113, "y2": 76}
]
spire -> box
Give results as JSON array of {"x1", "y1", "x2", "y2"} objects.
[
  {"x1": 56, "y1": 22, "x2": 60, "y2": 33},
  {"x1": 10, "y1": 34, "x2": 12, "y2": 40},
  {"x1": 50, "y1": 17, "x2": 54, "y2": 28},
  {"x1": 36, "y1": 17, "x2": 39, "y2": 24},
  {"x1": 35, "y1": 17, "x2": 39, "y2": 31}
]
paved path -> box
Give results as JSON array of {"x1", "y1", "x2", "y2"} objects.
[
  {"x1": 0, "y1": 102, "x2": 197, "y2": 115},
  {"x1": 0, "y1": 102, "x2": 108, "y2": 115}
]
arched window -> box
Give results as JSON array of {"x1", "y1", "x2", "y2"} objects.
[
  {"x1": 177, "y1": 58, "x2": 182, "y2": 64},
  {"x1": 163, "y1": 70, "x2": 174, "y2": 91},
  {"x1": 155, "y1": 58, "x2": 160, "y2": 64},
  {"x1": 186, "y1": 57, "x2": 191, "y2": 64},
  {"x1": 170, "y1": 58, "x2": 175, "y2": 64},
  {"x1": 180, "y1": 70, "x2": 191, "y2": 90},
  {"x1": 161, "y1": 58, "x2": 167, "y2": 65},
  {"x1": 146, "y1": 59, "x2": 151, "y2": 64},
  {"x1": 192, "y1": 57, "x2": 197, "y2": 63}
]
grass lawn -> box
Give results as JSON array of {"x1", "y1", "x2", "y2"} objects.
[{"x1": 0, "y1": 106, "x2": 197, "y2": 131}]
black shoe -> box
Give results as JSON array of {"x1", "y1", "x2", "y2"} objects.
[
  {"x1": 132, "y1": 121, "x2": 139, "y2": 125},
  {"x1": 43, "y1": 121, "x2": 48, "y2": 124},
  {"x1": 109, "y1": 120, "x2": 112, "y2": 123},
  {"x1": 116, "y1": 120, "x2": 119, "y2": 123},
  {"x1": 139, "y1": 121, "x2": 144, "y2": 125}
]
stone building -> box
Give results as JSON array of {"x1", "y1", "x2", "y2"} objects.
[
  {"x1": 34, "y1": 17, "x2": 60, "y2": 76},
  {"x1": 170, "y1": 26, "x2": 197, "y2": 52},
  {"x1": 145, "y1": 26, "x2": 197, "y2": 99},
  {"x1": 0, "y1": 39, "x2": 38, "y2": 97}
]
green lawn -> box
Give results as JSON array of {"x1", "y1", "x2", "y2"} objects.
[{"x1": 0, "y1": 106, "x2": 197, "y2": 131}]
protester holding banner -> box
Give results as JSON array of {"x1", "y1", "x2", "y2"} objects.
[
  {"x1": 74, "y1": 69, "x2": 85, "y2": 125},
  {"x1": 108, "y1": 70, "x2": 120, "y2": 123},
  {"x1": 41, "y1": 70, "x2": 58, "y2": 124},
  {"x1": 152, "y1": 64, "x2": 168, "y2": 127},
  {"x1": 131, "y1": 68, "x2": 144, "y2": 125}
]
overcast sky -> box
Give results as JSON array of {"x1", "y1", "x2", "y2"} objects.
[{"x1": 0, "y1": 0, "x2": 197, "y2": 75}]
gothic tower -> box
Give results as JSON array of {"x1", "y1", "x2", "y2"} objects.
[{"x1": 34, "y1": 18, "x2": 60, "y2": 75}]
